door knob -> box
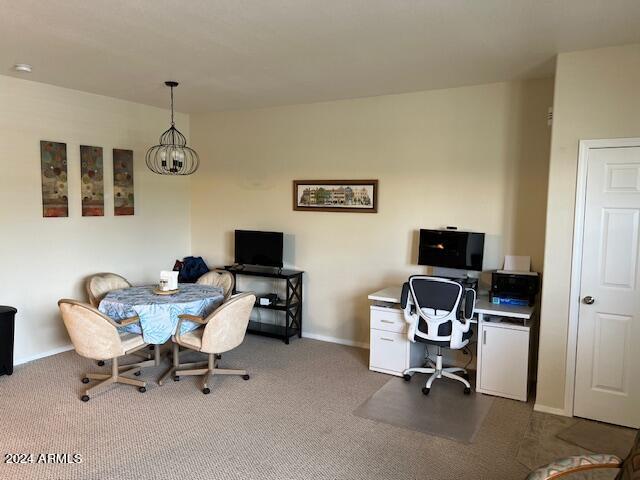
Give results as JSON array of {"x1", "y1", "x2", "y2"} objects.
[{"x1": 583, "y1": 296, "x2": 595, "y2": 305}]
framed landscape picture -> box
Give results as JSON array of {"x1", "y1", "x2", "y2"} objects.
[{"x1": 293, "y1": 180, "x2": 378, "y2": 213}]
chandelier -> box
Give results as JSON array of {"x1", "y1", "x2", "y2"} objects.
[{"x1": 145, "y1": 81, "x2": 199, "y2": 175}]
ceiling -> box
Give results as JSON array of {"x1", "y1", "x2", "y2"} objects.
[{"x1": 1, "y1": 0, "x2": 640, "y2": 113}]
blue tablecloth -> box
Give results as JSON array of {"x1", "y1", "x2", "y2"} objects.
[{"x1": 98, "y1": 284, "x2": 224, "y2": 344}]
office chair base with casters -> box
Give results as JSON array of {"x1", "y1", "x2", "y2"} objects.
[
  {"x1": 158, "y1": 343, "x2": 249, "y2": 391},
  {"x1": 80, "y1": 356, "x2": 147, "y2": 402},
  {"x1": 403, "y1": 346, "x2": 471, "y2": 395},
  {"x1": 94, "y1": 349, "x2": 156, "y2": 372},
  {"x1": 171, "y1": 349, "x2": 250, "y2": 394}
]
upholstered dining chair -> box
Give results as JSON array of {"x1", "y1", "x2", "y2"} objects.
[
  {"x1": 58, "y1": 299, "x2": 150, "y2": 402},
  {"x1": 85, "y1": 272, "x2": 152, "y2": 366},
  {"x1": 196, "y1": 270, "x2": 235, "y2": 301},
  {"x1": 86, "y1": 272, "x2": 132, "y2": 307},
  {"x1": 525, "y1": 429, "x2": 639, "y2": 479},
  {"x1": 159, "y1": 292, "x2": 256, "y2": 394}
]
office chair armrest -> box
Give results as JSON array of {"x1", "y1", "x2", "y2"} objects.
[
  {"x1": 173, "y1": 314, "x2": 208, "y2": 346},
  {"x1": 402, "y1": 305, "x2": 418, "y2": 343},
  {"x1": 525, "y1": 454, "x2": 622, "y2": 480},
  {"x1": 463, "y1": 288, "x2": 476, "y2": 321},
  {"x1": 69, "y1": 301, "x2": 134, "y2": 330},
  {"x1": 400, "y1": 282, "x2": 410, "y2": 309},
  {"x1": 119, "y1": 316, "x2": 140, "y2": 327},
  {"x1": 177, "y1": 314, "x2": 209, "y2": 324}
]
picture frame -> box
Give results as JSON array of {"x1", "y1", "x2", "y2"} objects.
[
  {"x1": 40, "y1": 141, "x2": 68, "y2": 218},
  {"x1": 293, "y1": 179, "x2": 378, "y2": 213},
  {"x1": 80, "y1": 145, "x2": 104, "y2": 217},
  {"x1": 113, "y1": 149, "x2": 134, "y2": 216}
]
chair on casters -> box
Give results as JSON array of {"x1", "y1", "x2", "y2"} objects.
[
  {"x1": 85, "y1": 273, "x2": 153, "y2": 367},
  {"x1": 158, "y1": 292, "x2": 256, "y2": 394},
  {"x1": 400, "y1": 275, "x2": 476, "y2": 395},
  {"x1": 85, "y1": 273, "x2": 132, "y2": 308},
  {"x1": 194, "y1": 270, "x2": 236, "y2": 362},
  {"x1": 58, "y1": 299, "x2": 149, "y2": 402},
  {"x1": 524, "y1": 429, "x2": 638, "y2": 479},
  {"x1": 196, "y1": 271, "x2": 235, "y2": 301}
]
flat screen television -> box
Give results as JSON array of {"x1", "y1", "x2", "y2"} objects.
[
  {"x1": 418, "y1": 229, "x2": 485, "y2": 271},
  {"x1": 234, "y1": 230, "x2": 284, "y2": 268}
]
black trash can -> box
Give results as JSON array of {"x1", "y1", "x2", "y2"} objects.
[{"x1": 0, "y1": 306, "x2": 16, "y2": 376}]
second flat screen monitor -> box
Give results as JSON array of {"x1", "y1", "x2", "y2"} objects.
[
  {"x1": 418, "y1": 229, "x2": 485, "y2": 271},
  {"x1": 235, "y1": 230, "x2": 284, "y2": 268}
]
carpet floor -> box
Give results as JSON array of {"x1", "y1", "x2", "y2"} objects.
[{"x1": 0, "y1": 336, "x2": 600, "y2": 480}]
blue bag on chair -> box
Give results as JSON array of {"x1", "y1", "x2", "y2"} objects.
[{"x1": 178, "y1": 256, "x2": 209, "y2": 283}]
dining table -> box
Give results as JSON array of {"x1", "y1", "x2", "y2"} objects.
[{"x1": 98, "y1": 283, "x2": 225, "y2": 369}]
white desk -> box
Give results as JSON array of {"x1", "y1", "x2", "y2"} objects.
[
  {"x1": 368, "y1": 285, "x2": 533, "y2": 320},
  {"x1": 367, "y1": 286, "x2": 536, "y2": 401}
]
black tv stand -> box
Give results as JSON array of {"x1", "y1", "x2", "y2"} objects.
[{"x1": 223, "y1": 265, "x2": 303, "y2": 344}]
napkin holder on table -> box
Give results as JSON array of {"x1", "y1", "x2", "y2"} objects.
[{"x1": 159, "y1": 270, "x2": 179, "y2": 291}]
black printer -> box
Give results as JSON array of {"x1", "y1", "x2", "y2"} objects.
[{"x1": 490, "y1": 271, "x2": 540, "y2": 306}]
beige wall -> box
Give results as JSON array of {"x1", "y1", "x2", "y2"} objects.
[
  {"x1": 0, "y1": 75, "x2": 191, "y2": 363},
  {"x1": 536, "y1": 44, "x2": 640, "y2": 413},
  {"x1": 190, "y1": 78, "x2": 553, "y2": 346}
]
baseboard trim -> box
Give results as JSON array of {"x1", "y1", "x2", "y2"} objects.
[
  {"x1": 302, "y1": 332, "x2": 369, "y2": 350},
  {"x1": 14, "y1": 344, "x2": 74, "y2": 366},
  {"x1": 14, "y1": 334, "x2": 370, "y2": 364},
  {"x1": 533, "y1": 403, "x2": 571, "y2": 417}
]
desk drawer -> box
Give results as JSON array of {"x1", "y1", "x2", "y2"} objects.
[
  {"x1": 370, "y1": 307, "x2": 406, "y2": 333},
  {"x1": 370, "y1": 330, "x2": 407, "y2": 373}
]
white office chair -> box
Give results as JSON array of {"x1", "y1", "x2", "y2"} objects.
[{"x1": 401, "y1": 275, "x2": 476, "y2": 395}]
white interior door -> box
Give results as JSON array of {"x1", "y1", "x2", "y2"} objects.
[{"x1": 574, "y1": 144, "x2": 640, "y2": 428}]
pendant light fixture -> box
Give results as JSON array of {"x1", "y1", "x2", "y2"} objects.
[{"x1": 146, "y1": 81, "x2": 199, "y2": 175}]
